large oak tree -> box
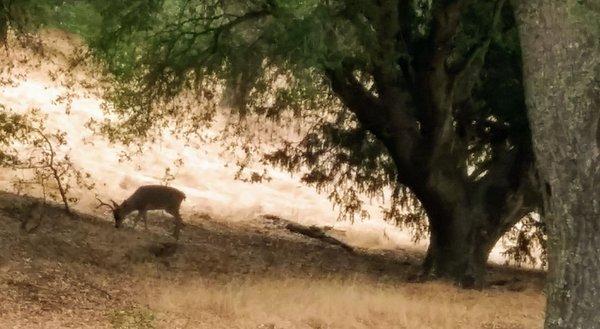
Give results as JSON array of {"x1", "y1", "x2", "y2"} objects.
[{"x1": 79, "y1": 0, "x2": 542, "y2": 285}]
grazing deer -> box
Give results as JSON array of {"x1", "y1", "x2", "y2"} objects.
[{"x1": 97, "y1": 185, "x2": 186, "y2": 239}]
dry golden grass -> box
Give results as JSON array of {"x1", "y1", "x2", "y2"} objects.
[{"x1": 141, "y1": 277, "x2": 544, "y2": 329}]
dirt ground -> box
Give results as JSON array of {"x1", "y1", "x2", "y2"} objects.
[{"x1": 0, "y1": 191, "x2": 545, "y2": 328}]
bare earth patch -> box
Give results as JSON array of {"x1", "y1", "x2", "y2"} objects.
[{"x1": 0, "y1": 191, "x2": 545, "y2": 328}]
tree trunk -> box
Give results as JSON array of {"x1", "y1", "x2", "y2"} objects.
[
  {"x1": 417, "y1": 191, "x2": 515, "y2": 288},
  {"x1": 422, "y1": 219, "x2": 496, "y2": 288},
  {"x1": 514, "y1": 1, "x2": 600, "y2": 328}
]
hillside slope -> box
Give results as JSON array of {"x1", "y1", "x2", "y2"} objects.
[
  {"x1": 0, "y1": 191, "x2": 544, "y2": 329},
  {"x1": 0, "y1": 29, "x2": 419, "y2": 252},
  {"x1": 0, "y1": 30, "x2": 543, "y2": 265}
]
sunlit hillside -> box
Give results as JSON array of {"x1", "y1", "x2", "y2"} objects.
[
  {"x1": 0, "y1": 31, "x2": 408, "y2": 248},
  {"x1": 0, "y1": 30, "x2": 422, "y2": 249},
  {"x1": 0, "y1": 30, "x2": 533, "y2": 265}
]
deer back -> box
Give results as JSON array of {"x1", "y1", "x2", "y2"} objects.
[{"x1": 123, "y1": 185, "x2": 186, "y2": 212}]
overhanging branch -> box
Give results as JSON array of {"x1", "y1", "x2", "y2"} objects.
[
  {"x1": 446, "y1": 0, "x2": 506, "y2": 77},
  {"x1": 324, "y1": 65, "x2": 386, "y2": 135}
]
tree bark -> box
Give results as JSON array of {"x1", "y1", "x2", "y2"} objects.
[
  {"x1": 416, "y1": 181, "x2": 528, "y2": 287},
  {"x1": 514, "y1": 1, "x2": 600, "y2": 328},
  {"x1": 422, "y1": 213, "x2": 497, "y2": 288}
]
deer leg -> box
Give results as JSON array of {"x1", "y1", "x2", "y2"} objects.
[
  {"x1": 132, "y1": 212, "x2": 143, "y2": 229},
  {"x1": 142, "y1": 211, "x2": 148, "y2": 231},
  {"x1": 167, "y1": 208, "x2": 183, "y2": 240}
]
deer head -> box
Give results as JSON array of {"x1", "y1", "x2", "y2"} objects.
[{"x1": 96, "y1": 197, "x2": 124, "y2": 228}]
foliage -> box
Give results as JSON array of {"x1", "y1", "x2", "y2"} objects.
[
  {"x1": 74, "y1": 0, "x2": 546, "y2": 264},
  {"x1": 0, "y1": 108, "x2": 95, "y2": 214},
  {"x1": 0, "y1": 104, "x2": 30, "y2": 166},
  {"x1": 160, "y1": 157, "x2": 184, "y2": 186},
  {"x1": 502, "y1": 213, "x2": 547, "y2": 267},
  {"x1": 0, "y1": 0, "x2": 102, "y2": 45}
]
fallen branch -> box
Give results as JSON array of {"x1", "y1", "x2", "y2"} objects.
[{"x1": 285, "y1": 222, "x2": 354, "y2": 253}]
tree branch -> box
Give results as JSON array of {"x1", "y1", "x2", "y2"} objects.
[
  {"x1": 445, "y1": 0, "x2": 506, "y2": 77},
  {"x1": 324, "y1": 63, "x2": 426, "y2": 188},
  {"x1": 324, "y1": 64, "x2": 386, "y2": 136}
]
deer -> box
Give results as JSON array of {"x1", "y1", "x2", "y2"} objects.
[{"x1": 97, "y1": 185, "x2": 186, "y2": 239}]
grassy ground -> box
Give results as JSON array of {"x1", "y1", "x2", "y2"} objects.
[{"x1": 0, "y1": 191, "x2": 545, "y2": 328}]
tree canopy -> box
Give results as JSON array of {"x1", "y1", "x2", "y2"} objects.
[{"x1": 83, "y1": 0, "x2": 544, "y2": 285}]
